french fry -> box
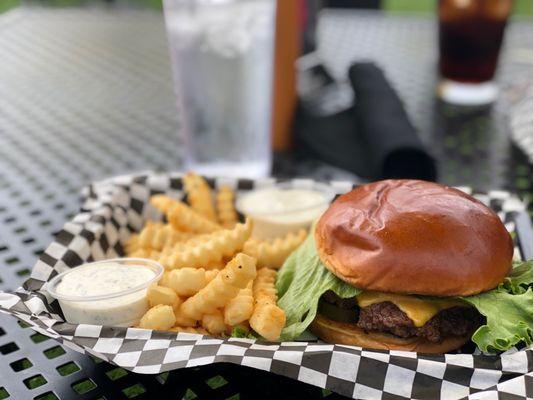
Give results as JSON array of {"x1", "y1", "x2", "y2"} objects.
[
  {"x1": 243, "y1": 229, "x2": 307, "y2": 269},
  {"x1": 205, "y1": 269, "x2": 219, "y2": 283},
  {"x1": 125, "y1": 222, "x2": 192, "y2": 256},
  {"x1": 250, "y1": 268, "x2": 285, "y2": 341},
  {"x1": 125, "y1": 233, "x2": 140, "y2": 255},
  {"x1": 201, "y1": 309, "x2": 226, "y2": 335},
  {"x1": 183, "y1": 172, "x2": 217, "y2": 222},
  {"x1": 150, "y1": 194, "x2": 178, "y2": 214},
  {"x1": 147, "y1": 285, "x2": 181, "y2": 308},
  {"x1": 139, "y1": 222, "x2": 193, "y2": 251},
  {"x1": 216, "y1": 186, "x2": 238, "y2": 228},
  {"x1": 173, "y1": 306, "x2": 197, "y2": 327},
  {"x1": 168, "y1": 201, "x2": 221, "y2": 234},
  {"x1": 167, "y1": 268, "x2": 209, "y2": 297},
  {"x1": 159, "y1": 219, "x2": 252, "y2": 269},
  {"x1": 224, "y1": 281, "x2": 254, "y2": 326},
  {"x1": 180, "y1": 253, "x2": 257, "y2": 320},
  {"x1": 134, "y1": 177, "x2": 293, "y2": 340},
  {"x1": 151, "y1": 194, "x2": 220, "y2": 233},
  {"x1": 169, "y1": 326, "x2": 208, "y2": 334},
  {"x1": 129, "y1": 248, "x2": 161, "y2": 260},
  {"x1": 138, "y1": 221, "x2": 164, "y2": 248},
  {"x1": 139, "y1": 305, "x2": 176, "y2": 330},
  {"x1": 205, "y1": 260, "x2": 225, "y2": 270},
  {"x1": 159, "y1": 271, "x2": 172, "y2": 287},
  {"x1": 162, "y1": 233, "x2": 212, "y2": 255}
]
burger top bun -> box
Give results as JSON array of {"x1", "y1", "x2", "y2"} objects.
[{"x1": 315, "y1": 179, "x2": 513, "y2": 296}]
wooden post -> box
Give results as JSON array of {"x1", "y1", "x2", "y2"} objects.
[{"x1": 272, "y1": 0, "x2": 300, "y2": 152}]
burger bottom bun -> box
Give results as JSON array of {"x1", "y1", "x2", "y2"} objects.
[{"x1": 311, "y1": 314, "x2": 472, "y2": 354}]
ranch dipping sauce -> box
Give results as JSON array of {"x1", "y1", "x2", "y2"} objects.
[
  {"x1": 236, "y1": 183, "x2": 335, "y2": 239},
  {"x1": 47, "y1": 258, "x2": 163, "y2": 326},
  {"x1": 57, "y1": 263, "x2": 156, "y2": 297}
]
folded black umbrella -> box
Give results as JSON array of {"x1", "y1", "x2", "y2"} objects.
[{"x1": 295, "y1": 62, "x2": 437, "y2": 181}]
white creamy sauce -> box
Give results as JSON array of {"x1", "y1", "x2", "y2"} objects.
[
  {"x1": 57, "y1": 263, "x2": 155, "y2": 297},
  {"x1": 54, "y1": 262, "x2": 156, "y2": 326},
  {"x1": 238, "y1": 188, "x2": 329, "y2": 239}
]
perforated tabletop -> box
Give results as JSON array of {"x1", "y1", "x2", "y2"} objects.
[{"x1": 0, "y1": 7, "x2": 532, "y2": 400}]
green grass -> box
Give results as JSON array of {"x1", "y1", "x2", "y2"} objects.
[
  {"x1": 183, "y1": 389, "x2": 197, "y2": 400},
  {"x1": 513, "y1": 0, "x2": 533, "y2": 15},
  {"x1": 34, "y1": 392, "x2": 59, "y2": 400},
  {"x1": 57, "y1": 362, "x2": 80, "y2": 376},
  {"x1": 17, "y1": 320, "x2": 30, "y2": 329},
  {"x1": 515, "y1": 177, "x2": 531, "y2": 190},
  {"x1": 383, "y1": 0, "x2": 434, "y2": 13},
  {"x1": 72, "y1": 379, "x2": 97, "y2": 395},
  {"x1": 384, "y1": 0, "x2": 533, "y2": 15},
  {"x1": 90, "y1": 355, "x2": 104, "y2": 364},
  {"x1": 10, "y1": 358, "x2": 33, "y2": 372},
  {"x1": 24, "y1": 375, "x2": 47, "y2": 390},
  {"x1": 0, "y1": 0, "x2": 19, "y2": 13},
  {"x1": 206, "y1": 375, "x2": 228, "y2": 390},
  {"x1": 106, "y1": 367, "x2": 128, "y2": 381},
  {"x1": 43, "y1": 346, "x2": 65, "y2": 359},
  {"x1": 122, "y1": 383, "x2": 146, "y2": 398},
  {"x1": 157, "y1": 371, "x2": 169, "y2": 384},
  {"x1": 2, "y1": 0, "x2": 532, "y2": 15},
  {"x1": 135, "y1": 0, "x2": 162, "y2": 10},
  {"x1": 0, "y1": 342, "x2": 19, "y2": 355},
  {"x1": 16, "y1": 268, "x2": 31, "y2": 277},
  {"x1": 31, "y1": 333, "x2": 50, "y2": 343},
  {"x1": 2, "y1": 0, "x2": 163, "y2": 11}
]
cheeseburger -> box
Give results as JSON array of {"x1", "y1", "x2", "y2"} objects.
[{"x1": 276, "y1": 179, "x2": 532, "y2": 353}]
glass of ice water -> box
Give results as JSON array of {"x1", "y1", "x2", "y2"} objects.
[{"x1": 163, "y1": 0, "x2": 277, "y2": 178}]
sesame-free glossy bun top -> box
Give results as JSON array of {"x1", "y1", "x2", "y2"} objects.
[{"x1": 315, "y1": 180, "x2": 513, "y2": 296}]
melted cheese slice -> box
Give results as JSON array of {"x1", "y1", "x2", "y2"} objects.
[{"x1": 356, "y1": 291, "x2": 465, "y2": 327}]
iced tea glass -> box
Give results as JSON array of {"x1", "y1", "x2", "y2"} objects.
[{"x1": 438, "y1": 0, "x2": 513, "y2": 105}]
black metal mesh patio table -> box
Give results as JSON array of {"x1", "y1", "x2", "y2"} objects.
[{"x1": 0, "y1": 6, "x2": 531, "y2": 400}]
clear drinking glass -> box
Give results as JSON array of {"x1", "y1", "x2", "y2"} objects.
[
  {"x1": 163, "y1": 0, "x2": 276, "y2": 178},
  {"x1": 438, "y1": 0, "x2": 513, "y2": 105}
]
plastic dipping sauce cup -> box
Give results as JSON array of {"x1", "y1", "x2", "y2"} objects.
[
  {"x1": 46, "y1": 258, "x2": 164, "y2": 327},
  {"x1": 236, "y1": 182, "x2": 335, "y2": 240}
]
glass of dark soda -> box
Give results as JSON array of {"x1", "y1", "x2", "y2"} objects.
[{"x1": 438, "y1": 0, "x2": 513, "y2": 105}]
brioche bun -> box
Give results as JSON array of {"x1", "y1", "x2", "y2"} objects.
[{"x1": 315, "y1": 180, "x2": 513, "y2": 297}]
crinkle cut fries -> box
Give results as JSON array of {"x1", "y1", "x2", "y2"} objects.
[{"x1": 125, "y1": 173, "x2": 307, "y2": 340}]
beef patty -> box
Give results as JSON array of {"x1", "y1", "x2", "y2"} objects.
[
  {"x1": 357, "y1": 302, "x2": 483, "y2": 342},
  {"x1": 320, "y1": 292, "x2": 484, "y2": 342}
]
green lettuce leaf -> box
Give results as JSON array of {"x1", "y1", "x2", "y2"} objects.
[
  {"x1": 500, "y1": 260, "x2": 533, "y2": 294},
  {"x1": 276, "y1": 233, "x2": 533, "y2": 352},
  {"x1": 461, "y1": 289, "x2": 533, "y2": 352},
  {"x1": 461, "y1": 260, "x2": 533, "y2": 352},
  {"x1": 276, "y1": 234, "x2": 361, "y2": 341},
  {"x1": 230, "y1": 325, "x2": 257, "y2": 339}
]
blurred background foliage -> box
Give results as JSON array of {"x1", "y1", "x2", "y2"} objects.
[
  {"x1": 384, "y1": 0, "x2": 533, "y2": 14},
  {"x1": 2, "y1": 0, "x2": 533, "y2": 14}
]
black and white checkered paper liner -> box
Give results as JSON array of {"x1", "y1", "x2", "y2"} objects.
[{"x1": 0, "y1": 173, "x2": 532, "y2": 400}]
